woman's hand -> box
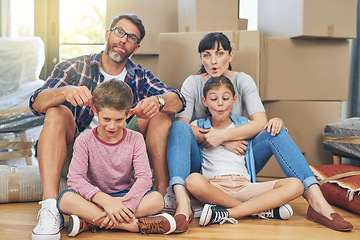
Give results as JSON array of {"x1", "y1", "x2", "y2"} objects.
[
  {"x1": 222, "y1": 140, "x2": 248, "y2": 155},
  {"x1": 92, "y1": 195, "x2": 134, "y2": 229},
  {"x1": 263, "y1": 117, "x2": 285, "y2": 136},
  {"x1": 198, "y1": 128, "x2": 226, "y2": 149}
]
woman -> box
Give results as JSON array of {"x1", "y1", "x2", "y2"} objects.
[{"x1": 167, "y1": 32, "x2": 353, "y2": 232}]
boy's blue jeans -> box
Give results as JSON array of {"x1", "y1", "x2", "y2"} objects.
[{"x1": 167, "y1": 121, "x2": 318, "y2": 194}]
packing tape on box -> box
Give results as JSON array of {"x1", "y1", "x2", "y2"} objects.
[
  {"x1": 0, "y1": 149, "x2": 32, "y2": 160},
  {"x1": 328, "y1": 24, "x2": 334, "y2": 37},
  {"x1": 0, "y1": 165, "x2": 68, "y2": 203},
  {"x1": 231, "y1": 31, "x2": 240, "y2": 51},
  {"x1": 0, "y1": 140, "x2": 34, "y2": 149},
  {"x1": 7, "y1": 166, "x2": 20, "y2": 202},
  {"x1": 0, "y1": 106, "x2": 31, "y2": 120}
]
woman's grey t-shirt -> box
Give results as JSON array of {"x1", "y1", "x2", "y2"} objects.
[{"x1": 176, "y1": 72, "x2": 265, "y2": 122}]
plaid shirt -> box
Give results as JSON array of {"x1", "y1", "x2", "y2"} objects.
[{"x1": 29, "y1": 51, "x2": 185, "y2": 132}]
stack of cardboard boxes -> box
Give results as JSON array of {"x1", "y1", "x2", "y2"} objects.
[
  {"x1": 257, "y1": 0, "x2": 357, "y2": 177},
  {"x1": 106, "y1": 0, "x2": 357, "y2": 177}
]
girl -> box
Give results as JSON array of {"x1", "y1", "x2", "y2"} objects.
[{"x1": 186, "y1": 76, "x2": 303, "y2": 226}]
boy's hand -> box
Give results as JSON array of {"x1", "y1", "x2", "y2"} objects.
[{"x1": 92, "y1": 195, "x2": 134, "y2": 229}]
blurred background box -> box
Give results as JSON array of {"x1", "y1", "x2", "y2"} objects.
[
  {"x1": 257, "y1": 100, "x2": 342, "y2": 178},
  {"x1": 178, "y1": 0, "x2": 239, "y2": 32},
  {"x1": 260, "y1": 38, "x2": 350, "y2": 101},
  {"x1": 106, "y1": 0, "x2": 178, "y2": 54},
  {"x1": 159, "y1": 30, "x2": 263, "y2": 91},
  {"x1": 258, "y1": 0, "x2": 357, "y2": 39}
]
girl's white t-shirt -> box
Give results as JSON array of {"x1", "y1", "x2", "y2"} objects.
[{"x1": 191, "y1": 120, "x2": 251, "y2": 180}]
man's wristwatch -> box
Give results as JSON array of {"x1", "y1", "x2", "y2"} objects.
[{"x1": 156, "y1": 95, "x2": 165, "y2": 111}]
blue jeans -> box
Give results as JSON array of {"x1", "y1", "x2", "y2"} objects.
[{"x1": 167, "y1": 121, "x2": 318, "y2": 194}]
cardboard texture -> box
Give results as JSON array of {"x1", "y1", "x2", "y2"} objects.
[
  {"x1": 260, "y1": 38, "x2": 350, "y2": 101},
  {"x1": 257, "y1": 101, "x2": 342, "y2": 178},
  {"x1": 258, "y1": 0, "x2": 357, "y2": 39},
  {"x1": 159, "y1": 31, "x2": 263, "y2": 91},
  {"x1": 131, "y1": 55, "x2": 159, "y2": 77},
  {"x1": 178, "y1": 0, "x2": 239, "y2": 32},
  {"x1": 106, "y1": 0, "x2": 178, "y2": 54}
]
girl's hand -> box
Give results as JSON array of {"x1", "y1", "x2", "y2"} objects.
[
  {"x1": 92, "y1": 195, "x2": 134, "y2": 229},
  {"x1": 263, "y1": 118, "x2": 285, "y2": 136},
  {"x1": 198, "y1": 128, "x2": 226, "y2": 149},
  {"x1": 222, "y1": 140, "x2": 248, "y2": 155}
]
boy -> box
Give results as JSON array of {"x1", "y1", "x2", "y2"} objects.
[{"x1": 57, "y1": 79, "x2": 176, "y2": 237}]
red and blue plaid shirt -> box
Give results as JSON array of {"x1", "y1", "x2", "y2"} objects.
[{"x1": 29, "y1": 51, "x2": 185, "y2": 132}]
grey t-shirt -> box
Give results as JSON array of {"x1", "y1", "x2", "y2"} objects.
[{"x1": 176, "y1": 72, "x2": 265, "y2": 122}]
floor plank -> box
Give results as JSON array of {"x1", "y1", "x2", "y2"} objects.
[{"x1": 0, "y1": 196, "x2": 359, "y2": 240}]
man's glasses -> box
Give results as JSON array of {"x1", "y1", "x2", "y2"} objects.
[{"x1": 110, "y1": 27, "x2": 140, "y2": 44}]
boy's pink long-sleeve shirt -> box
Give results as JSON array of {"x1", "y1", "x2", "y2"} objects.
[{"x1": 67, "y1": 128, "x2": 153, "y2": 212}]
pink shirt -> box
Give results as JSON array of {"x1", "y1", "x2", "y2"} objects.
[{"x1": 67, "y1": 128, "x2": 152, "y2": 212}]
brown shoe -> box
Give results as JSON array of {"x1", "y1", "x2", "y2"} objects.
[
  {"x1": 68, "y1": 215, "x2": 97, "y2": 237},
  {"x1": 307, "y1": 206, "x2": 353, "y2": 231},
  {"x1": 173, "y1": 207, "x2": 195, "y2": 233},
  {"x1": 137, "y1": 213, "x2": 176, "y2": 234}
]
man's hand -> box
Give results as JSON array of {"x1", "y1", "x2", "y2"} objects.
[
  {"x1": 131, "y1": 96, "x2": 159, "y2": 119},
  {"x1": 63, "y1": 86, "x2": 93, "y2": 107}
]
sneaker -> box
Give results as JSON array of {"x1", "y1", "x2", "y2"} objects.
[
  {"x1": 252, "y1": 203, "x2": 293, "y2": 220},
  {"x1": 137, "y1": 213, "x2": 176, "y2": 234},
  {"x1": 32, "y1": 199, "x2": 64, "y2": 240},
  {"x1": 162, "y1": 187, "x2": 177, "y2": 215},
  {"x1": 68, "y1": 215, "x2": 97, "y2": 237},
  {"x1": 199, "y1": 204, "x2": 238, "y2": 227}
]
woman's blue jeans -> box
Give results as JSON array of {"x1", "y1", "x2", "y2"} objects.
[{"x1": 167, "y1": 120, "x2": 318, "y2": 193}]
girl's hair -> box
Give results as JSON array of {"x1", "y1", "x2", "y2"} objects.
[
  {"x1": 203, "y1": 75, "x2": 236, "y2": 116},
  {"x1": 198, "y1": 32, "x2": 233, "y2": 74},
  {"x1": 93, "y1": 79, "x2": 133, "y2": 113}
]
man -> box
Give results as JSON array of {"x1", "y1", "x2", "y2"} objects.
[{"x1": 30, "y1": 13, "x2": 185, "y2": 240}]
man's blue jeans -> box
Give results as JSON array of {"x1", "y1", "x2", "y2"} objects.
[{"x1": 167, "y1": 120, "x2": 318, "y2": 194}]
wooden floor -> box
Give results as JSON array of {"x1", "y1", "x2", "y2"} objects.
[{"x1": 0, "y1": 196, "x2": 359, "y2": 240}]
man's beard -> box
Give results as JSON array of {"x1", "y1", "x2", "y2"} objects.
[{"x1": 106, "y1": 42, "x2": 127, "y2": 63}]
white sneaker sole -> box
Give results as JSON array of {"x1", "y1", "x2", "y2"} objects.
[
  {"x1": 31, "y1": 232, "x2": 60, "y2": 240},
  {"x1": 279, "y1": 204, "x2": 293, "y2": 220},
  {"x1": 157, "y1": 213, "x2": 176, "y2": 234},
  {"x1": 199, "y1": 204, "x2": 212, "y2": 226},
  {"x1": 68, "y1": 215, "x2": 81, "y2": 237}
]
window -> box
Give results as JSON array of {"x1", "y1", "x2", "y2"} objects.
[
  {"x1": 2, "y1": 0, "x2": 34, "y2": 37},
  {"x1": 59, "y1": 0, "x2": 106, "y2": 61}
]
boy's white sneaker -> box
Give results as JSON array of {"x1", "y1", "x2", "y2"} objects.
[{"x1": 32, "y1": 199, "x2": 64, "y2": 240}]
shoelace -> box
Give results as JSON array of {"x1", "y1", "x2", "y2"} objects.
[
  {"x1": 254, "y1": 209, "x2": 274, "y2": 219},
  {"x1": 36, "y1": 202, "x2": 59, "y2": 230},
  {"x1": 138, "y1": 217, "x2": 163, "y2": 234},
  {"x1": 212, "y1": 210, "x2": 238, "y2": 225}
]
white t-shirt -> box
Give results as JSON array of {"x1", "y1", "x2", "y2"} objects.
[
  {"x1": 88, "y1": 67, "x2": 128, "y2": 129},
  {"x1": 191, "y1": 120, "x2": 251, "y2": 180}
]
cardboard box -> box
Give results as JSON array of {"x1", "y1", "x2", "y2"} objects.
[
  {"x1": 257, "y1": 101, "x2": 342, "y2": 178},
  {"x1": 258, "y1": 0, "x2": 357, "y2": 39},
  {"x1": 178, "y1": 0, "x2": 239, "y2": 32},
  {"x1": 159, "y1": 31, "x2": 263, "y2": 91},
  {"x1": 130, "y1": 54, "x2": 159, "y2": 77},
  {"x1": 106, "y1": 0, "x2": 178, "y2": 54},
  {"x1": 260, "y1": 38, "x2": 350, "y2": 101}
]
